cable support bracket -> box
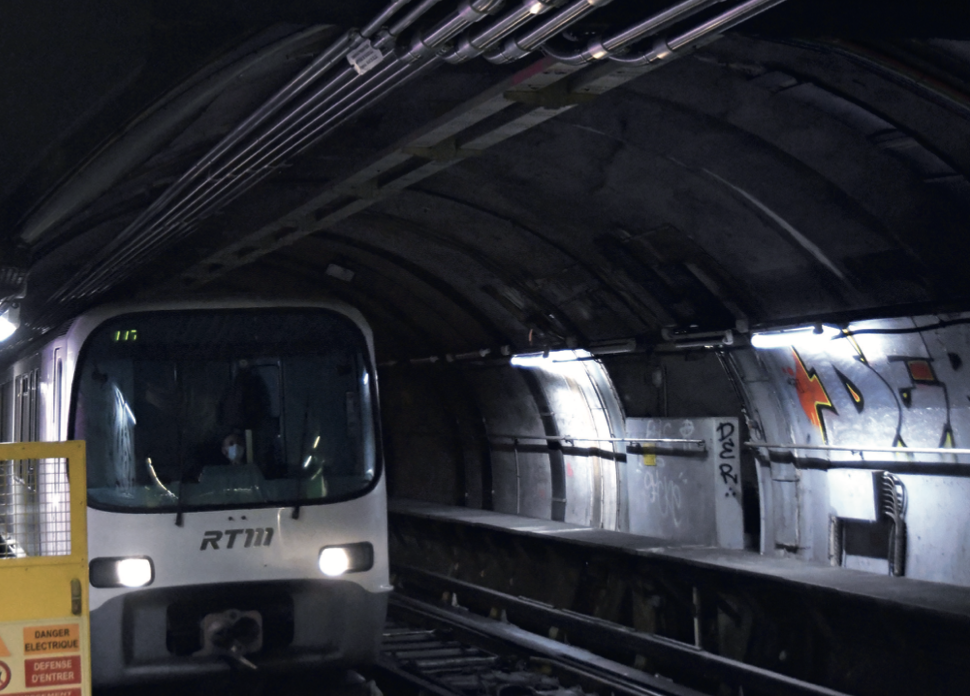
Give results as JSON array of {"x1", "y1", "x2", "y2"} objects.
[
  {"x1": 402, "y1": 136, "x2": 482, "y2": 161},
  {"x1": 504, "y1": 80, "x2": 597, "y2": 109}
]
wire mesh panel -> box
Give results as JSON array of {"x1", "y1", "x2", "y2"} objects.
[
  {"x1": 0, "y1": 457, "x2": 71, "y2": 558},
  {"x1": 0, "y1": 440, "x2": 90, "y2": 696}
]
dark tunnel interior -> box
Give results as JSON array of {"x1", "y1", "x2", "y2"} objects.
[{"x1": 4, "y1": 2, "x2": 970, "y2": 694}]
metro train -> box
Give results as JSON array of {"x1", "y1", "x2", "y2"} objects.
[{"x1": 0, "y1": 299, "x2": 390, "y2": 685}]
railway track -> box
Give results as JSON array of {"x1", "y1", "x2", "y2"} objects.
[
  {"x1": 380, "y1": 565, "x2": 849, "y2": 696},
  {"x1": 370, "y1": 593, "x2": 703, "y2": 696}
]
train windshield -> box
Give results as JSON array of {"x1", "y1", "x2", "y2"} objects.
[{"x1": 74, "y1": 309, "x2": 378, "y2": 511}]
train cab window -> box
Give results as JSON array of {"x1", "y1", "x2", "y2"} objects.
[{"x1": 72, "y1": 309, "x2": 377, "y2": 511}]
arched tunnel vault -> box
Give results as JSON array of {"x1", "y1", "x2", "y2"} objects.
[
  {"x1": 5, "y1": 0, "x2": 970, "y2": 598},
  {"x1": 196, "y1": 30, "x2": 970, "y2": 584}
]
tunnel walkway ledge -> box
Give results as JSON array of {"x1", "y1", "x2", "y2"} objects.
[{"x1": 389, "y1": 497, "x2": 970, "y2": 624}]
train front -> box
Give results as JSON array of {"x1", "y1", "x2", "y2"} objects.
[{"x1": 68, "y1": 304, "x2": 390, "y2": 686}]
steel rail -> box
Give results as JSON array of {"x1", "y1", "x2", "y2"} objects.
[
  {"x1": 387, "y1": 593, "x2": 705, "y2": 696},
  {"x1": 393, "y1": 565, "x2": 852, "y2": 696}
]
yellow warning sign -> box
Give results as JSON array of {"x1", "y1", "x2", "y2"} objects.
[
  {"x1": 0, "y1": 618, "x2": 89, "y2": 696},
  {"x1": 22, "y1": 625, "x2": 80, "y2": 656},
  {"x1": 0, "y1": 441, "x2": 90, "y2": 696}
]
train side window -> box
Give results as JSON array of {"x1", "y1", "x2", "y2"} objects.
[
  {"x1": 13, "y1": 369, "x2": 39, "y2": 488},
  {"x1": 31, "y1": 369, "x2": 38, "y2": 442},
  {"x1": 53, "y1": 349, "x2": 62, "y2": 439},
  {"x1": 16, "y1": 372, "x2": 34, "y2": 443},
  {"x1": 0, "y1": 380, "x2": 11, "y2": 442}
]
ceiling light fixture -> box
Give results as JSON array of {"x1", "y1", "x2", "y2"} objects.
[
  {"x1": 510, "y1": 349, "x2": 589, "y2": 368},
  {"x1": 749, "y1": 324, "x2": 842, "y2": 350},
  {"x1": 0, "y1": 306, "x2": 20, "y2": 342}
]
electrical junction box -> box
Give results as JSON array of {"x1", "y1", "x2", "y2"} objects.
[{"x1": 827, "y1": 469, "x2": 879, "y2": 521}]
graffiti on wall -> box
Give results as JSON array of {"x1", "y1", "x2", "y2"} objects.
[{"x1": 775, "y1": 318, "x2": 964, "y2": 452}]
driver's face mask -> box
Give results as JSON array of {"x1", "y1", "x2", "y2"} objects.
[{"x1": 226, "y1": 444, "x2": 242, "y2": 463}]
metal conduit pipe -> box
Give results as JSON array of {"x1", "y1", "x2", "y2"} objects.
[
  {"x1": 398, "y1": 0, "x2": 506, "y2": 63},
  {"x1": 50, "y1": 11, "x2": 398, "y2": 301},
  {"x1": 171, "y1": 63, "x2": 438, "y2": 254},
  {"x1": 173, "y1": 61, "x2": 423, "y2": 233},
  {"x1": 70, "y1": 60, "x2": 419, "y2": 300},
  {"x1": 541, "y1": 0, "x2": 721, "y2": 65},
  {"x1": 66, "y1": 33, "x2": 355, "y2": 261},
  {"x1": 18, "y1": 24, "x2": 333, "y2": 247},
  {"x1": 210, "y1": 63, "x2": 439, "y2": 220},
  {"x1": 444, "y1": 0, "x2": 560, "y2": 64},
  {"x1": 67, "y1": 60, "x2": 424, "y2": 298},
  {"x1": 610, "y1": 0, "x2": 788, "y2": 65},
  {"x1": 64, "y1": 75, "x2": 434, "y2": 296},
  {"x1": 53, "y1": 0, "x2": 444, "y2": 302},
  {"x1": 484, "y1": 0, "x2": 612, "y2": 64},
  {"x1": 610, "y1": 0, "x2": 721, "y2": 49},
  {"x1": 66, "y1": 63, "x2": 414, "y2": 299},
  {"x1": 129, "y1": 0, "x2": 439, "y2": 251},
  {"x1": 669, "y1": 0, "x2": 785, "y2": 48},
  {"x1": 114, "y1": 64, "x2": 364, "y2": 244},
  {"x1": 389, "y1": 0, "x2": 448, "y2": 38},
  {"x1": 361, "y1": 0, "x2": 416, "y2": 37},
  {"x1": 112, "y1": 0, "x2": 449, "y2": 247},
  {"x1": 198, "y1": 0, "x2": 437, "y2": 177},
  {"x1": 187, "y1": 33, "x2": 353, "y2": 176}
]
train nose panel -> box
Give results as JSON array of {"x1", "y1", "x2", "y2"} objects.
[
  {"x1": 197, "y1": 609, "x2": 263, "y2": 669},
  {"x1": 167, "y1": 588, "x2": 293, "y2": 657},
  {"x1": 89, "y1": 578, "x2": 388, "y2": 686}
]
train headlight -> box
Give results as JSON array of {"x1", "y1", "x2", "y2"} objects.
[
  {"x1": 318, "y1": 543, "x2": 373, "y2": 577},
  {"x1": 90, "y1": 557, "x2": 154, "y2": 588}
]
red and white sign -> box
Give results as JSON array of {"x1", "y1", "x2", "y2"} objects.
[
  {"x1": 25, "y1": 657, "x2": 81, "y2": 687},
  {"x1": 0, "y1": 618, "x2": 89, "y2": 696}
]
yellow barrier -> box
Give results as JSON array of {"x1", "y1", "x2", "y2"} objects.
[{"x1": 0, "y1": 441, "x2": 89, "y2": 696}]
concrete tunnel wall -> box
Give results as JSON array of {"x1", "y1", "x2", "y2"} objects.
[
  {"x1": 731, "y1": 311, "x2": 970, "y2": 587},
  {"x1": 381, "y1": 318, "x2": 970, "y2": 588},
  {"x1": 379, "y1": 349, "x2": 749, "y2": 534}
]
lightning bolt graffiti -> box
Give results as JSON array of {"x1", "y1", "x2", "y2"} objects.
[
  {"x1": 792, "y1": 349, "x2": 836, "y2": 443},
  {"x1": 833, "y1": 367, "x2": 865, "y2": 413}
]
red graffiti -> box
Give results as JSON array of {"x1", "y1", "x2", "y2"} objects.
[
  {"x1": 792, "y1": 349, "x2": 834, "y2": 443},
  {"x1": 907, "y1": 359, "x2": 936, "y2": 383}
]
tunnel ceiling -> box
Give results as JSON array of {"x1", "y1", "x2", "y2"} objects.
[{"x1": 3, "y1": 1, "x2": 970, "y2": 361}]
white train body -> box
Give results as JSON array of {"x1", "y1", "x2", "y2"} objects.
[{"x1": 0, "y1": 299, "x2": 391, "y2": 685}]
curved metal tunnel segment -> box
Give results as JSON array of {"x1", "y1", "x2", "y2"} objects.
[{"x1": 519, "y1": 368, "x2": 569, "y2": 522}]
